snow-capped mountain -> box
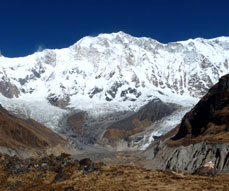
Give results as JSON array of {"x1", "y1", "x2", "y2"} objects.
[{"x1": 0, "y1": 32, "x2": 229, "y2": 149}]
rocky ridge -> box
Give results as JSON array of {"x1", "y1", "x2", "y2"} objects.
[
  {"x1": 102, "y1": 99, "x2": 177, "y2": 145},
  {"x1": 143, "y1": 74, "x2": 229, "y2": 173}
]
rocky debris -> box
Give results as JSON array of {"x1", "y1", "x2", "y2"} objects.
[
  {"x1": 79, "y1": 158, "x2": 92, "y2": 168},
  {"x1": 64, "y1": 187, "x2": 74, "y2": 191},
  {"x1": 144, "y1": 74, "x2": 229, "y2": 173},
  {"x1": 53, "y1": 170, "x2": 67, "y2": 182},
  {"x1": 67, "y1": 113, "x2": 84, "y2": 136},
  {"x1": 79, "y1": 158, "x2": 100, "y2": 175},
  {"x1": 0, "y1": 153, "x2": 102, "y2": 180},
  {"x1": 193, "y1": 161, "x2": 217, "y2": 176},
  {"x1": 58, "y1": 109, "x2": 132, "y2": 150},
  {"x1": 1, "y1": 152, "x2": 229, "y2": 191}
]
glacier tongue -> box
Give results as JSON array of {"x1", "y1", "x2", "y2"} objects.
[
  {"x1": 129, "y1": 106, "x2": 192, "y2": 150},
  {"x1": 0, "y1": 95, "x2": 67, "y2": 130},
  {"x1": 0, "y1": 32, "x2": 229, "y2": 149}
]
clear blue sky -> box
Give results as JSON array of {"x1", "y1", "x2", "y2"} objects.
[{"x1": 0, "y1": 0, "x2": 229, "y2": 57}]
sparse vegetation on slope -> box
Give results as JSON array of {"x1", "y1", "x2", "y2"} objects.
[{"x1": 0, "y1": 153, "x2": 229, "y2": 191}]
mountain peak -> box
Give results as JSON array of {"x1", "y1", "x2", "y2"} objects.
[{"x1": 0, "y1": 32, "x2": 229, "y2": 150}]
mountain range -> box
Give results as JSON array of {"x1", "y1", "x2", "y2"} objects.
[{"x1": 0, "y1": 32, "x2": 229, "y2": 150}]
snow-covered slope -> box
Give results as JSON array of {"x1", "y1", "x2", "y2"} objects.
[{"x1": 0, "y1": 31, "x2": 228, "y2": 136}]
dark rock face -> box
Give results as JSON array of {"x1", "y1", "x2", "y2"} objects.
[
  {"x1": 120, "y1": 87, "x2": 142, "y2": 101},
  {"x1": 105, "y1": 82, "x2": 123, "y2": 101},
  {"x1": 47, "y1": 93, "x2": 70, "y2": 108},
  {"x1": 172, "y1": 74, "x2": 229, "y2": 144},
  {"x1": 19, "y1": 78, "x2": 28, "y2": 85},
  {"x1": 0, "y1": 81, "x2": 20, "y2": 98},
  {"x1": 88, "y1": 87, "x2": 103, "y2": 98},
  {"x1": 137, "y1": 99, "x2": 175, "y2": 122},
  {"x1": 103, "y1": 99, "x2": 177, "y2": 143},
  {"x1": 144, "y1": 141, "x2": 229, "y2": 173},
  {"x1": 144, "y1": 74, "x2": 229, "y2": 173}
]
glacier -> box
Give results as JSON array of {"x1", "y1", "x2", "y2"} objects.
[{"x1": 0, "y1": 31, "x2": 229, "y2": 149}]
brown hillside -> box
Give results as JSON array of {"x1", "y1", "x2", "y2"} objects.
[
  {"x1": 0, "y1": 104, "x2": 71, "y2": 156},
  {"x1": 103, "y1": 99, "x2": 176, "y2": 142},
  {"x1": 168, "y1": 74, "x2": 229, "y2": 146}
]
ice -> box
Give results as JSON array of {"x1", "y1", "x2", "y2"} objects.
[
  {"x1": 0, "y1": 95, "x2": 67, "y2": 131},
  {"x1": 0, "y1": 32, "x2": 228, "y2": 149},
  {"x1": 139, "y1": 106, "x2": 193, "y2": 150}
]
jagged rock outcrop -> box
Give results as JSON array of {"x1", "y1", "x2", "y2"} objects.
[
  {"x1": 47, "y1": 94, "x2": 70, "y2": 108},
  {"x1": 144, "y1": 74, "x2": 229, "y2": 173},
  {"x1": 143, "y1": 141, "x2": 229, "y2": 173},
  {"x1": 0, "y1": 81, "x2": 20, "y2": 98}
]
